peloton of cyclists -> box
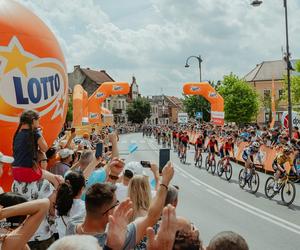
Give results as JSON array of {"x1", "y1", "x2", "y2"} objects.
[{"x1": 219, "y1": 136, "x2": 235, "y2": 165}]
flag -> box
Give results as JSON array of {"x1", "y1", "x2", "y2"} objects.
[{"x1": 270, "y1": 77, "x2": 276, "y2": 128}]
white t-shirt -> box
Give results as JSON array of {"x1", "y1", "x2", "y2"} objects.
[
  {"x1": 56, "y1": 199, "x2": 86, "y2": 238},
  {"x1": 116, "y1": 183, "x2": 129, "y2": 202}
]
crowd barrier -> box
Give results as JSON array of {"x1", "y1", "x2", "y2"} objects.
[{"x1": 186, "y1": 131, "x2": 295, "y2": 174}]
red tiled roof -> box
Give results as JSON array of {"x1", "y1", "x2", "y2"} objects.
[{"x1": 81, "y1": 68, "x2": 115, "y2": 84}]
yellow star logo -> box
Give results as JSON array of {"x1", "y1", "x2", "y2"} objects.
[{"x1": 0, "y1": 44, "x2": 33, "y2": 77}]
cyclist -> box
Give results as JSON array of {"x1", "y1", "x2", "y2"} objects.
[
  {"x1": 242, "y1": 141, "x2": 262, "y2": 180},
  {"x1": 219, "y1": 136, "x2": 235, "y2": 166},
  {"x1": 206, "y1": 135, "x2": 218, "y2": 165},
  {"x1": 272, "y1": 147, "x2": 296, "y2": 191},
  {"x1": 180, "y1": 132, "x2": 189, "y2": 160},
  {"x1": 194, "y1": 134, "x2": 204, "y2": 164}
]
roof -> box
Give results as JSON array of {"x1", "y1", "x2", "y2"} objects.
[
  {"x1": 243, "y1": 59, "x2": 299, "y2": 82},
  {"x1": 165, "y1": 96, "x2": 183, "y2": 108},
  {"x1": 81, "y1": 68, "x2": 115, "y2": 84}
]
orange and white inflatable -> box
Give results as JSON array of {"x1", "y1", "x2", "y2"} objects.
[
  {"x1": 183, "y1": 82, "x2": 224, "y2": 125},
  {"x1": 73, "y1": 82, "x2": 130, "y2": 126},
  {"x1": 87, "y1": 82, "x2": 130, "y2": 124},
  {"x1": 0, "y1": 0, "x2": 68, "y2": 190}
]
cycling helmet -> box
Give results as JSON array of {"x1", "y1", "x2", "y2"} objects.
[{"x1": 252, "y1": 142, "x2": 260, "y2": 149}]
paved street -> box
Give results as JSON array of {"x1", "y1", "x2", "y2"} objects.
[{"x1": 119, "y1": 133, "x2": 300, "y2": 250}]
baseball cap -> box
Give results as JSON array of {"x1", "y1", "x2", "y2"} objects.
[
  {"x1": 124, "y1": 161, "x2": 146, "y2": 176},
  {"x1": 59, "y1": 148, "x2": 74, "y2": 159},
  {"x1": 0, "y1": 152, "x2": 14, "y2": 164}
]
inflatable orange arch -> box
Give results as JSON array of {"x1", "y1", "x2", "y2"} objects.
[
  {"x1": 183, "y1": 82, "x2": 224, "y2": 125},
  {"x1": 73, "y1": 82, "x2": 130, "y2": 126}
]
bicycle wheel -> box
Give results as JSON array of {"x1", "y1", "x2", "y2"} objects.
[
  {"x1": 217, "y1": 161, "x2": 223, "y2": 177},
  {"x1": 238, "y1": 169, "x2": 246, "y2": 189},
  {"x1": 198, "y1": 154, "x2": 203, "y2": 168},
  {"x1": 250, "y1": 172, "x2": 260, "y2": 194},
  {"x1": 205, "y1": 156, "x2": 209, "y2": 171},
  {"x1": 281, "y1": 181, "x2": 296, "y2": 206},
  {"x1": 264, "y1": 177, "x2": 276, "y2": 199},
  {"x1": 225, "y1": 163, "x2": 233, "y2": 181},
  {"x1": 211, "y1": 159, "x2": 216, "y2": 175}
]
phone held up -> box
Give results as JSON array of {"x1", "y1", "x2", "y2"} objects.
[
  {"x1": 140, "y1": 161, "x2": 151, "y2": 168},
  {"x1": 95, "y1": 142, "x2": 103, "y2": 158},
  {"x1": 159, "y1": 148, "x2": 170, "y2": 173}
]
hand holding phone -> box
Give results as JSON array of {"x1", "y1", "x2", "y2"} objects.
[
  {"x1": 95, "y1": 143, "x2": 103, "y2": 158},
  {"x1": 140, "y1": 161, "x2": 151, "y2": 168}
]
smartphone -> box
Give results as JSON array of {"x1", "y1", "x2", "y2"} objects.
[
  {"x1": 95, "y1": 143, "x2": 103, "y2": 158},
  {"x1": 109, "y1": 145, "x2": 113, "y2": 151},
  {"x1": 71, "y1": 127, "x2": 76, "y2": 133},
  {"x1": 104, "y1": 147, "x2": 108, "y2": 153},
  {"x1": 140, "y1": 161, "x2": 151, "y2": 168},
  {"x1": 159, "y1": 149, "x2": 170, "y2": 173}
]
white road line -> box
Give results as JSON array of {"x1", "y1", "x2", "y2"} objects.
[
  {"x1": 179, "y1": 173, "x2": 188, "y2": 178},
  {"x1": 225, "y1": 199, "x2": 300, "y2": 235},
  {"x1": 191, "y1": 180, "x2": 202, "y2": 186},
  {"x1": 174, "y1": 164, "x2": 300, "y2": 234},
  {"x1": 206, "y1": 188, "x2": 222, "y2": 198}
]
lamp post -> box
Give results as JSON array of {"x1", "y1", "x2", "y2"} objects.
[
  {"x1": 185, "y1": 55, "x2": 203, "y2": 82},
  {"x1": 251, "y1": 0, "x2": 293, "y2": 139}
]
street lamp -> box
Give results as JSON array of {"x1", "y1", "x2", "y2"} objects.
[
  {"x1": 251, "y1": 0, "x2": 293, "y2": 139},
  {"x1": 185, "y1": 55, "x2": 203, "y2": 82}
]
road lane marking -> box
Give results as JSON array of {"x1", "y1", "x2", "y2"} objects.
[
  {"x1": 206, "y1": 188, "x2": 222, "y2": 198},
  {"x1": 191, "y1": 180, "x2": 202, "y2": 186},
  {"x1": 174, "y1": 164, "x2": 300, "y2": 234},
  {"x1": 179, "y1": 173, "x2": 188, "y2": 178},
  {"x1": 225, "y1": 198, "x2": 300, "y2": 235}
]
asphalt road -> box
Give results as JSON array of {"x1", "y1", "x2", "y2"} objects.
[{"x1": 119, "y1": 133, "x2": 300, "y2": 250}]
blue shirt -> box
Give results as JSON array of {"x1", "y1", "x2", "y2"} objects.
[{"x1": 12, "y1": 129, "x2": 41, "y2": 167}]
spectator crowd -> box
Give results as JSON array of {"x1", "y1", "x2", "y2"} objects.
[{"x1": 0, "y1": 110, "x2": 264, "y2": 250}]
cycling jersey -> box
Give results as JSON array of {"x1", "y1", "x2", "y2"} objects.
[
  {"x1": 181, "y1": 136, "x2": 189, "y2": 144},
  {"x1": 195, "y1": 138, "x2": 204, "y2": 147},
  {"x1": 242, "y1": 146, "x2": 262, "y2": 163},
  {"x1": 273, "y1": 153, "x2": 293, "y2": 171},
  {"x1": 221, "y1": 142, "x2": 234, "y2": 151}
]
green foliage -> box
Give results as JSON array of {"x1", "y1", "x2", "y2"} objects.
[
  {"x1": 283, "y1": 60, "x2": 300, "y2": 112},
  {"x1": 127, "y1": 97, "x2": 151, "y2": 124},
  {"x1": 66, "y1": 95, "x2": 73, "y2": 122},
  {"x1": 218, "y1": 73, "x2": 260, "y2": 125},
  {"x1": 183, "y1": 95, "x2": 210, "y2": 121}
]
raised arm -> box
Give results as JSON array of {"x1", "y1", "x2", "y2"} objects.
[
  {"x1": 134, "y1": 162, "x2": 174, "y2": 244},
  {"x1": 1, "y1": 199, "x2": 50, "y2": 250}
]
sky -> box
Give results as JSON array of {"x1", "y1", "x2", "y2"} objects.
[{"x1": 17, "y1": 0, "x2": 300, "y2": 97}]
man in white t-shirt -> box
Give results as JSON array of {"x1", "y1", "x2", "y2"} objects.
[{"x1": 116, "y1": 161, "x2": 145, "y2": 202}]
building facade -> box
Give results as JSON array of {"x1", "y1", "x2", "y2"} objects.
[
  {"x1": 145, "y1": 95, "x2": 183, "y2": 125},
  {"x1": 244, "y1": 59, "x2": 299, "y2": 125}
]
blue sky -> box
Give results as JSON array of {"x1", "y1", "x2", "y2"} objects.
[{"x1": 18, "y1": 0, "x2": 300, "y2": 97}]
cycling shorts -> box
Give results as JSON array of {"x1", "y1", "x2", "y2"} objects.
[
  {"x1": 182, "y1": 142, "x2": 188, "y2": 148},
  {"x1": 220, "y1": 149, "x2": 230, "y2": 158},
  {"x1": 209, "y1": 146, "x2": 215, "y2": 154},
  {"x1": 196, "y1": 144, "x2": 203, "y2": 149}
]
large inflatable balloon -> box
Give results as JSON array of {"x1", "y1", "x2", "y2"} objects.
[{"x1": 0, "y1": 0, "x2": 68, "y2": 191}]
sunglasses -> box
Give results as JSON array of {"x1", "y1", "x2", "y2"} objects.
[
  {"x1": 108, "y1": 174, "x2": 119, "y2": 181},
  {"x1": 102, "y1": 200, "x2": 120, "y2": 215}
]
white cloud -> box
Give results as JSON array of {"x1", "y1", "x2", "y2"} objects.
[{"x1": 16, "y1": 0, "x2": 300, "y2": 96}]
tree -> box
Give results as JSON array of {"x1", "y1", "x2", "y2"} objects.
[
  {"x1": 283, "y1": 60, "x2": 300, "y2": 112},
  {"x1": 183, "y1": 95, "x2": 210, "y2": 121},
  {"x1": 218, "y1": 73, "x2": 260, "y2": 125},
  {"x1": 127, "y1": 97, "x2": 151, "y2": 124}
]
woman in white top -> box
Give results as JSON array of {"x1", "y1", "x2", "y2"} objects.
[{"x1": 55, "y1": 171, "x2": 86, "y2": 238}]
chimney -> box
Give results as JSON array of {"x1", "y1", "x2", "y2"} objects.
[
  {"x1": 74, "y1": 65, "x2": 80, "y2": 71},
  {"x1": 100, "y1": 70, "x2": 106, "y2": 73}
]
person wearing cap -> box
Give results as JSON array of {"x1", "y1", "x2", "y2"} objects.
[
  {"x1": 0, "y1": 152, "x2": 14, "y2": 193},
  {"x1": 50, "y1": 148, "x2": 74, "y2": 176}
]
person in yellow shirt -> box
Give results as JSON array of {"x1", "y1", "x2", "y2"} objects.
[{"x1": 272, "y1": 147, "x2": 295, "y2": 191}]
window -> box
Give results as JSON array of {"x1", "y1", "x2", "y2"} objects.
[
  {"x1": 278, "y1": 89, "x2": 284, "y2": 99},
  {"x1": 264, "y1": 112, "x2": 270, "y2": 123},
  {"x1": 263, "y1": 89, "x2": 271, "y2": 99}
]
